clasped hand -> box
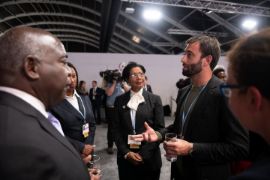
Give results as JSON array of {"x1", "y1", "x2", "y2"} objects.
[{"x1": 126, "y1": 152, "x2": 143, "y2": 165}]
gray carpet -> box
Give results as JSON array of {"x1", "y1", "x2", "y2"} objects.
[{"x1": 93, "y1": 116, "x2": 173, "y2": 180}]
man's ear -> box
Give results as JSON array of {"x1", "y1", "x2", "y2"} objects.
[
  {"x1": 203, "y1": 55, "x2": 212, "y2": 67},
  {"x1": 246, "y1": 86, "x2": 262, "y2": 112},
  {"x1": 23, "y1": 55, "x2": 40, "y2": 80}
]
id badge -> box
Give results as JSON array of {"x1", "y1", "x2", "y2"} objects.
[
  {"x1": 82, "y1": 123, "x2": 89, "y2": 138},
  {"x1": 128, "y1": 135, "x2": 141, "y2": 149}
]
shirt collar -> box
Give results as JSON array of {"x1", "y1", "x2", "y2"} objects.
[
  {"x1": 0, "y1": 86, "x2": 48, "y2": 118},
  {"x1": 130, "y1": 88, "x2": 143, "y2": 97}
]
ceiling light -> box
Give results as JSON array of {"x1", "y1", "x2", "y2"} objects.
[
  {"x1": 132, "y1": 35, "x2": 140, "y2": 44},
  {"x1": 242, "y1": 18, "x2": 258, "y2": 31},
  {"x1": 125, "y1": 7, "x2": 135, "y2": 14},
  {"x1": 142, "y1": 8, "x2": 162, "y2": 22}
]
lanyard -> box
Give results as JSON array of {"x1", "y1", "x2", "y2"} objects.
[
  {"x1": 76, "y1": 94, "x2": 86, "y2": 121},
  {"x1": 130, "y1": 109, "x2": 136, "y2": 134},
  {"x1": 181, "y1": 85, "x2": 207, "y2": 133}
]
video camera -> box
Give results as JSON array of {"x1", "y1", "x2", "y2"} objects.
[{"x1": 99, "y1": 69, "x2": 122, "y2": 83}]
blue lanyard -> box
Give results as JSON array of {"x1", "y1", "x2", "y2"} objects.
[
  {"x1": 76, "y1": 94, "x2": 86, "y2": 120},
  {"x1": 181, "y1": 85, "x2": 207, "y2": 133},
  {"x1": 130, "y1": 109, "x2": 136, "y2": 134}
]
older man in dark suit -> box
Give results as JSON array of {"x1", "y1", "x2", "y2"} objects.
[{"x1": 0, "y1": 27, "x2": 91, "y2": 180}]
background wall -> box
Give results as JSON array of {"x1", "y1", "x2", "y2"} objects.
[{"x1": 68, "y1": 53, "x2": 228, "y2": 114}]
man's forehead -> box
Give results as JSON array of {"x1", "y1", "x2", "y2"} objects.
[
  {"x1": 184, "y1": 41, "x2": 201, "y2": 54},
  {"x1": 185, "y1": 41, "x2": 200, "y2": 49}
]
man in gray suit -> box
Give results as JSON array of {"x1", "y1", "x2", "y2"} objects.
[{"x1": 0, "y1": 26, "x2": 91, "y2": 179}]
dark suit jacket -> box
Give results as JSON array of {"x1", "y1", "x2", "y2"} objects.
[
  {"x1": 89, "y1": 87, "x2": 104, "y2": 106},
  {"x1": 229, "y1": 146, "x2": 270, "y2": 180},
  {"x1": 0, "y1": 91, "x2": 89, "y2": 180},
  {"x1": 113, "y1": 89, "x2": 165, "y2": 171},
  {"x1": 51, "y1": 94, "x2": 96, "y2": 153},
  {"x1": 160, "y1": 76, "x2": 249, "y2": 180}
]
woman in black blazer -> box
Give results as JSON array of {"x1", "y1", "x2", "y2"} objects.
[
  {"x1": 113, "y1": 62, "x2": 165, "y2": 180},
  {"x1": 51, "y1": 62, "x2": 96, "y2": 158}
]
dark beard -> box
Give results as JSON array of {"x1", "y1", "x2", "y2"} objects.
[{"x1": 182, "y1": 60, "x2": 202, "y2": 77}]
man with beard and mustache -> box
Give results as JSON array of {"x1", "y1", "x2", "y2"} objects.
[{"x1": 131, "y1": 35, "x2": 249, "y2": 180}]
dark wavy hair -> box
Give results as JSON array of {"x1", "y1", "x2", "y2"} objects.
[
  {"x1": 122, "y1": 62, "x2": 146, "y2": 82},
  {"x1": 67, "y1": 62, "x2": 79, "y2": 88}
]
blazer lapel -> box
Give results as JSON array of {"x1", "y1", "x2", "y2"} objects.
[
  {"x1": 62, "y1": 99, "x2": 84, "y2": 120},
  {"x1": 36, "y1": 112, "x2": 82, "y2": 160},
  {"x1": 0, "y1": 92, "x2": 81, "y2": 160},
  {"x1": 122, "y1": 92, "x2": 134, "y2": 132},
  {"x1": 135, "y1": 90, "x2": 148, "y2": 132}
]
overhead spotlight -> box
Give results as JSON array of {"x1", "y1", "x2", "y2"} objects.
[
  {"x1": 142, "y1": 8, "x2": 162, "y2": 22},
  {"x1": 125, "y1": 7, "x2": 135, "y2": 14},
  {"x1": 132, "y1": 35, "x2": 140, "y2": 44},
  {"x1": 242, "y1": 18, "x2": 258, "y2": 31}
]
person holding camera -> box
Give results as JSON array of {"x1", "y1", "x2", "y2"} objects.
[{"x1": 102, "y1": 69, "x2": 129, "y2": 154}]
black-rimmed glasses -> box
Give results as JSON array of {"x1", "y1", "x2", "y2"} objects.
[{"x1": 220, "y1": 84, "x2": 246, "y2": 98}]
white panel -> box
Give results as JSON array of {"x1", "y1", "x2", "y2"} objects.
[{"x1": 68, "y1": 53, "x2": 228, "y2": 115}]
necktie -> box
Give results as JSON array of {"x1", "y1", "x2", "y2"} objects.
[{"x1": 47, "y1": 112, "x2": 65, "y2": 136}]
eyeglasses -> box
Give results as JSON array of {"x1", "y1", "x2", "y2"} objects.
[
  {"x1": 130, "y1": 72, "x2": 145, "y2": 78},
  {"x1": 220, "y1": 84, "x2": 246, "y2": 98}
]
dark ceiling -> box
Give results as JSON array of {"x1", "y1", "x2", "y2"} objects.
[{"x1": 0, "y1": 0, "x2": 269, "y2": 54}]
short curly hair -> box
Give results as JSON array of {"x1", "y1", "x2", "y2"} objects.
[{"x1": 122, "y1": 62, "x2": 146, "y2": 82}]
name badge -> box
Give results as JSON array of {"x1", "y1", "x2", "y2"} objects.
[
  {"x1": 128, "y1": 135, "x2": 141, "y2": 149},
  {"x1": 82, "y1": 123, "x2": 89, "y2": 138}
]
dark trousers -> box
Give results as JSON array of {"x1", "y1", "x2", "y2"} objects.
[
  {"x1": 91, "y1": 100, "x2": 101, "y2": 124},
  {"x1": 118, "y1": 158, "x2": 160, "y2": 180},
  {"x1": 105, "y1": 106, "x2": 116, "y2": 148}
]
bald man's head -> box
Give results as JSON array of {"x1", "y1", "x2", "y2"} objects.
[
  {"x1": 0, "y1": 26, "x2": 62, "y2": 83},
  {"x1": 0, "y1": 26, "x2": 69, "y2": 109}
]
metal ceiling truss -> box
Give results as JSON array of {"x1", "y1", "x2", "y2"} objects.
[
  {"x1": 0, "y1": 0, "x2": 101, "y2": 17},
  {"x1": 19, "y1": 21, "x2": 100, "y2": 37},
  {"x1": 55, "y1": 34, "x2": 99, "y2": 45},
  {"x1": 114, "y1": 32, "x2": 154, "y2": 53},
  {"x1": 120, "y1": 11, "x2": 181, "y2": 49},
  {"x1": 0, "y1": 12, "x2": 100, "y2": 27},
  {"x1": 203, "y1": 11, "x2": 243, "y2": 36},
  {"x1": 121, "y1": 0, "x2": 270, "y2": 17},
  {"x1": 116, "y1": 23, "x2": 170, "y2": 53},
  {"x1": 167, "y1": 28, "x2": 229, "y2": 37},
  {"x1": 60, "y1": 38, "x2": 99, "y2": 49},
  {"x1": 109, "y1": 44, "x2": 127, "y2": 53},
  {"x1": 111, "y1": 39, "x2": 140, "y2": 53},
  {"x1": 46, "y1": 28, "x2": 99, "y2": 41}
]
